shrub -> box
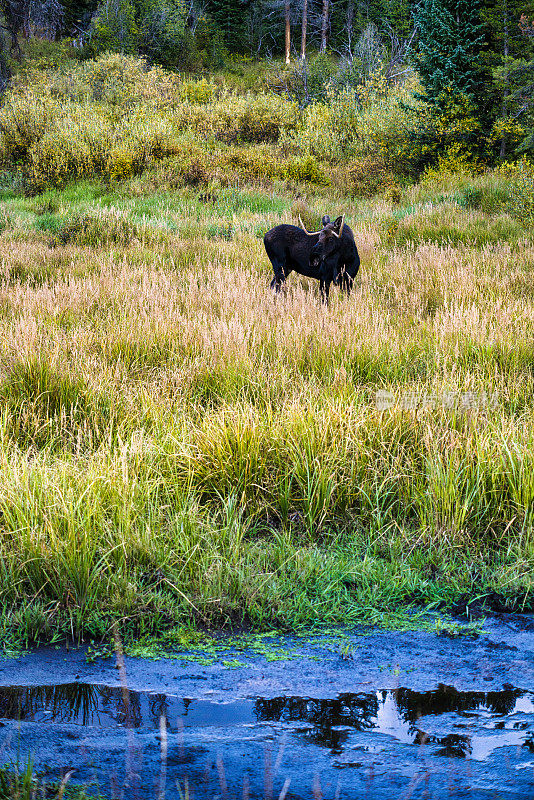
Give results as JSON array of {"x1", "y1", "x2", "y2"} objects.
[
  {"x1": 27, "y1": 107, "x2": 111, "y2": 189},
  {"x1": 173, "y1": 93, "x2": 299, "y2": 145},
  {"x1": 138, "y1": 0, "x2": 189, "y2": 68},
  {"x1": 169, "y1": 145, "x2": 215, "y2": 186},
  {"x1": 382, "y1": 182, "x2": 402, "y2": 204},
  {"x1": 285, "y1": 154, "x2": 329, "y2": 185},
  {"x1": 51, "y1": 53, "x2": 181, "y2": 109},
  {"x1": 236, "y1": 94, "x2": 299, "y2": 143},
  {"x1": 216, "y1": 147, "x2": 283, "y2": 181},
  {"x1": 281, "y1": 101, "x2": 339, "y2": 161},
  {"x1": 180, "y1": 78, "x2": 216, "y2": 105},
  {"x1": 0, "y1": 95, "x2": 59, "y2": 164},
  {"x1": 499, "y1": 158, "x2": 534, "y2": 223},
  {"x1": 113, "y1": 111, "x2": 180, "y2": 165},
  {"x1": 23, "y1": 101, "x2": 180, "y2": 189},
  {"x1": 88, "y1": 0, "x2": 140, "y2": 55},
  {"x1": 331, "y1": 155, "x2": 396, "y2": 197},
  {"x1": 107, "y1": 147, "x2": 136, "y2": 180},
  {"x1": 274, "y1": 52, "x2": 338, "y2": 106},
  {"x1": 286, "y1": 76, "x2": 425, "y2": 177}
]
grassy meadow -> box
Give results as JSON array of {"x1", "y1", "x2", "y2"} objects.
[{"x1": 0, "y1": 54, "x2": 534, "y2": 648}]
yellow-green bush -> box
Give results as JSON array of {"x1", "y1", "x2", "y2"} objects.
[
  {"x1": 0, "y1": 94, "x2": 59, "y2": 163},
  {"x1": 285, "y1": 154, "x2": 329, "y2": 185},
  {"x1": 18, "y1": 99, "x2": 181, "y2": 189},
  {"x1": 285, "y1": 76, "x2": 424, "y2": 177},
  {"x1": 49, "y1": 53, "x2": 181, "y2": 110},
  {"x1": 499, "y1": 158, "x2": 534, "y2": 222},
  {"x1": 236, "y1": 94, "x2": 299, "y2": 143},
  {"x1": 27, "y1": 106, "x2": 111, "y2": 189},
  {"x1": 111, "y1": 111, "x2": 181, "y2": 173},
  {"x1": 179, "y1": 78, "x2": 216, "y2": 104},
  {"x1": 279, "y1": 101, "x2": 340, "y2": 161},
  {"x1": 173, "y1": 92, "x2": 298, "y2": 144},
  {"x1": 331, "y1": 155, "x2": 396, "y2": 197},
  {"x1": 216, "y1": 147, "x2": 283, "y2": 181}
]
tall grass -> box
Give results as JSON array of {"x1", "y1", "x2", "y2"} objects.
[
  {"x1": 0, "y1": 54, "x2": 533, "y2": 644},
  {"x1": 0, "y1": 170, "x2": 532, "y2": 645}
]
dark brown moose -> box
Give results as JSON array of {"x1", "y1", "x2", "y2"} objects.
[{"x1": 263, "y1": 214, "x2": 360, "y2": 303}]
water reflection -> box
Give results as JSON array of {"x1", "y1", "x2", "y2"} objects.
[{"x1": 1, "y1": 683, "x2": 533, "y2": 762}]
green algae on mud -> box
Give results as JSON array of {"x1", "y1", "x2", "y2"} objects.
[{"x1": 79, "y1": 613, "x2": 485, "y2": 671}]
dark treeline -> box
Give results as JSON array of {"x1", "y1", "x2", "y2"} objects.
[{"x1": 1, "y1": 0, "x2": 532, "y2": 65}]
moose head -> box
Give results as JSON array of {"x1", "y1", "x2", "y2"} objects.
[{"x1": 299, "y1": 214, "x2": 346, "y2": 282}]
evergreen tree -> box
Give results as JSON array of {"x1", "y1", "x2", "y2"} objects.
[
  {"x1": 207, "y1": 0, "x2": 248, "y2": 50},
  {"x1": 481, "y1": 0, "x2": 533, "y2": 155},
  {"x1": 414, "y1": 0, "x2": 499, "y2": 163},
  {"x1": 415, "y1": 0, "x2": 491, "y2": 111}
]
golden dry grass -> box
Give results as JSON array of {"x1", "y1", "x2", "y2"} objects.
[{"x1": 0, "y1": 175, "x2": 532, "y2": 645}]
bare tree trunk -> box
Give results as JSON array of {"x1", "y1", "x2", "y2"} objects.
[
  {"x1": 285, "y1": 0, "x2": 291, "y2": 64},
  {"x1": 301, "y1": 0, "x2": 307, "y2": 58},
  {"x1": 22, "y1": 0, "x2": 31, "y2": 38},
  {"x1": 0, "y1": 30, "x2": 10, "y2": 94},
  {"x1": 346, "y1": 0, "x2": 354, "y2": 56},
  {"x1": 320, "y1": 0, "x2": 329, "y2": 52}
]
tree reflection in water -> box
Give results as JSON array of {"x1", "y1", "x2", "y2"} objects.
[
  {"x1": 254, "y1": 686, "x2": 531, "y2": 757},
  {"x1": 0, "y1": 683, "x2": 532, "y2": 759}
]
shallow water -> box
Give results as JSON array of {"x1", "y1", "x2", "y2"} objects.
[
  {"x1": 2, "y1": 682, "x2": 534, "y2": 761},
  {"x1": 2, "y1": 682, "x2": 534, "y2": 797},
  {"x1": 3, "y1": 619, "x2": 534, "y2": 798}
]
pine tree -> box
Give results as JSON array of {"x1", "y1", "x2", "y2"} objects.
[
  {"x1": 414, "y1": 0, "x2": 499, "y2": 163},
  {"x1": 482, "y1": 0, "x2": 533, "y2": 155},
  {"x1": 415, "y1": 0, "x2": 491, "y2": 111},
  {"x1": 207, "y1": 0, "x2": 247, "y2": 50}
]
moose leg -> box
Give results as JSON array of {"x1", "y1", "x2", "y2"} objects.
[
  {"x1": 270, "y1": 276, "x2": 286, "y2": 293},
  {"x1": 269, "y1": 257, "x2": 287, "y2": 293},
  {"x1": 341, "y1": 272, "x2": 353, "y2": 295},
  {"x1": 319, "y1": 277, "x2": 331, "y2": 305}
]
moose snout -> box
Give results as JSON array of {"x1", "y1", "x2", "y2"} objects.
[{"x1": 310, "y1": 244, "x2": 321, "y2": 268}]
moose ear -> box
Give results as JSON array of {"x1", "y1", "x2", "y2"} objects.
[
  {"x1": 333, "y1": 216, "x2": 343, "y2": 229},
  {"x1": 321, "y1": 215, "x2": 331, "y2": 226}
]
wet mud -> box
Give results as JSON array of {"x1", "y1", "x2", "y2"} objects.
[{"x1": 2, "y1": 614, "x2": 534, "y2": 799}]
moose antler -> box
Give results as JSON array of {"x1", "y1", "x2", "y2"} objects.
[
  {"x1": 299, "y1": 215, "x2": 322, "y2": 235},
  {"x1": 331, "y1": 214, "x2": 345, "y2": 239}
]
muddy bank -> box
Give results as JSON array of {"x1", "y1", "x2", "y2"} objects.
[{"x1": 1, "y1": 615, "x2": 534, "y2": 799}]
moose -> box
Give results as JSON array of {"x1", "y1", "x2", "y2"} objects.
[{"x1": 263, "y1": 214, "x2": 360, "y2": 303}]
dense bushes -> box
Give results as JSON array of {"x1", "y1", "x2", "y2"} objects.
[
  {"x1": 172, "y1": 92, "x2": 299, "y2": 143},
  {"x1": 1, "y1": 53, "x2": 533, "y2": 195},
  {"x1": 0, "y1": 55, "x2": 303, "y2": 189},
  {"x1": 499, "y1": 159, "x2": 534, "y2": 222},
  {"x1": 282, "y1": 74, "x2": 426, "y2": 179}
]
